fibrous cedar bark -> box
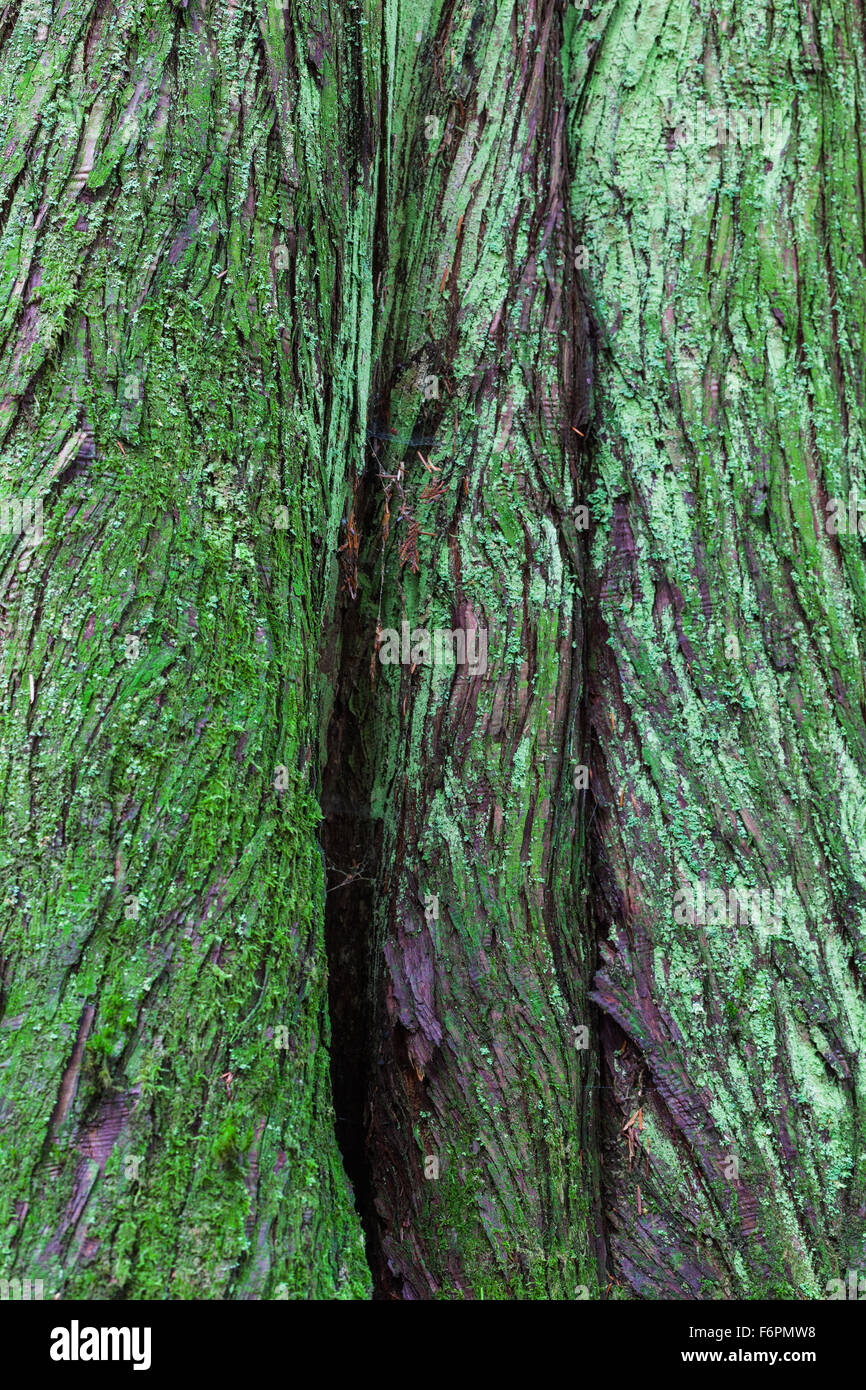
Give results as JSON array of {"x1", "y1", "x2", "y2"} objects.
[
  {"x1": 0, "y1": 0, "x2": 379, "y2": 1297},
  {"x1": 566, "y1": 0, "x2": 866, "y2": 1297},
  {"x1": 322, "y1": 0, "x2": 601, "y2": 1299},
  {"x1": 3, "y1": 0, "x2": 864, "y2": 1305}
]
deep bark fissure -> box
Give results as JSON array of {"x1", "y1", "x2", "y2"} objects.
[
  {"x1": 321, "y1": 462, "x2": 392, "y2": 1299},
  {"x1": 317, "y1": 1, "x2": 605, "y2": 1300}
]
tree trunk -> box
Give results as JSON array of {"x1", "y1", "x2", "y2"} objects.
[
  {"x1": 2, "y1": 0, "x2": 864, "y2": 1303},
  {"x1": 323, "y1": 0, "x2": 600, "y2": 1300},
  {"x1": 567, "y1": 0, "x2": 866, "y2": 1297},
  {"x1": 0, "y1": 0, "x2": 377, "y2": 1298}
]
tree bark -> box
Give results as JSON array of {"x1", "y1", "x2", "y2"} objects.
[
  {"x1": 323, "y1": 0, "x2": 599, "y2": 1299},
  {"x1": 0, "y1": 0, "x2": 378, "y2": 1298},
  {"x1": 1, "y1": 0, "x2": 864, "y2": 1303},
  {"x1": 567, "y1": 0, "x2": 866, "y2": 1297}
]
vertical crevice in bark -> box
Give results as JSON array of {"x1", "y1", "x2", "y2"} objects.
[
  {"x1": 320, "y1": 462, "x2": 396, "y2": 1299},
  {"x1": 320, "y1": 725, "x2": 382, "y2": 1290},
  {"x1": 319, "y1": 0, "x2": 604, "y2": 1300}
]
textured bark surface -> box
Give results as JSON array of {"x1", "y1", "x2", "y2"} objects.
[
  {"x1": 323, "y1": 0, "x2": 600, "y2": 1300},
  {"x1": 567, "y1": 0, "x2": 866, "y2": 1297},
  {"x1": 0, "y1": 0, "x2": 376, "y2": 1298},
  {"x1": 1, "y1": 0, "x2": 864, "y2": 1303}
]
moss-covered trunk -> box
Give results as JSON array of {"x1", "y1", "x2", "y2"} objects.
[
  {"x1": 2, "y1": 0, "x2": 865, "y2": 1303},
  {"x1": 322, "y1": 0, "x2": 601, "y2": 1299},
  {"x1": 0, "y1": 0, "x2": 379, "y2": 1298},
  {"x1": 567, "y1": 0, "x2": 866, "y2": 1297}
]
